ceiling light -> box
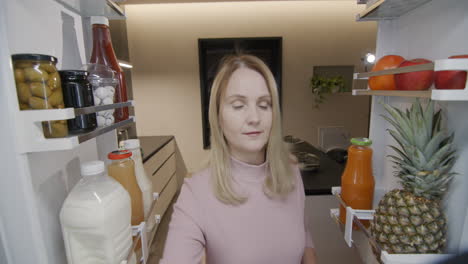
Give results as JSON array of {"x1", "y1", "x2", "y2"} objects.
[{"x1": 118, "y1": 60, "x2": 133, "y2": 69}]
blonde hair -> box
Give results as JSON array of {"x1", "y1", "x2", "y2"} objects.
[{"x1": 208, "y1": 54, "x2": 295, "y2": 205}]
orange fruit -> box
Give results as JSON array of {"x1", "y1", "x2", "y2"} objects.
[{"x1": 368, "y1": 55, "x2": 405, "y2": 90}]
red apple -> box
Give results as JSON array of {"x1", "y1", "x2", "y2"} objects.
[
  {"x1": 434, "y1": 55, "x2": 468, "y2": 90},
  {"x1": 395, "y1": 59, "x2": 434, "y2": 90}
]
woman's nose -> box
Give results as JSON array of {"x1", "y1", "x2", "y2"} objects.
[{"x1": 246, "y1": 106, "x2": 260, "y2": 124}]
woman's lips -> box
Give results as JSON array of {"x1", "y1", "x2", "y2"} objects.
[{"x1": 244, "y1": 131, "x2": 262, "y2": 136}]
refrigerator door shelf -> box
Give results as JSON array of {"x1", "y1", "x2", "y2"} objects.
[
  {"x1": 352, "y1": 59, "x2": 468, "y2": 101},
  {"x1": 17, "y1": 116, "x2": 135, "y2": 153},
  {"x1": 17, "y1": 100, "x2": 134, "y2": 122}
]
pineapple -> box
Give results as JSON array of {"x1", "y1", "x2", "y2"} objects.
[{"x1": 370, "y1": 99, "x2": 456, "y2": 254}]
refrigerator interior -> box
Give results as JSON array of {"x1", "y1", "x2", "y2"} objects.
[
  {"x1": 1, "y1": 0, "x2": 467, "y2": 264},
  {"x1": 368, "y1": 0, "x2": 468, "y2": 253},
  {"x1": 0, "y1": 0, "x2": 119, "y2": 263}
]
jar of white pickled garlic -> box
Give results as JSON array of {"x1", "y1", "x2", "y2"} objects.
[{"x1": 83, "y1": 64, "x2": 119, "y2": 126}]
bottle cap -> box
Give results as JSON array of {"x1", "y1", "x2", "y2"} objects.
[
  {"x1": 81, "y1": 160, "x2": 105, "y2": 176},
  {"x1": 123, "y1": 139, "x2": 140, "y2": 150},
  {"x1": 350, "y1": 137, "x2": 372, "y2": 146},
  {"x1": 90, "y1": 16, "x2": 109, "y2": 26},
  {"x1": 108, "y1": 150, "x2": 132, "y2": 160}
]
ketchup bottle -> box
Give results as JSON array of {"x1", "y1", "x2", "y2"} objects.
[
  {"x1": 90, "y1": 16, "x2": 129, "y2": 122},
  {"x1": 339, "y1": 138, "x2": 375, "y2": 228}
]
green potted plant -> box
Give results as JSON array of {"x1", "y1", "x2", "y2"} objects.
[{"x1": 310, "y1": 75, "x2": 346, "y2": 108}]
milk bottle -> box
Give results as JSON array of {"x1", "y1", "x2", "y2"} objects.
[
  {"x1": 123, "y1": 139, "x2": 155, "y2": 231},
  {"x1": 60, "y1": 160, "x2": 136, "y2": 264}
]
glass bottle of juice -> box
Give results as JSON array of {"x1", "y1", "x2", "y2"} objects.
[
  {"x1": 108, "y1": 150, "x2": 144, "y2": 250},
  {"x1": 123, "y1": 139, "x2": 155, "y2": 232},
  {"x1": 339, "y1": 138, "x2": 375, "y2": 228},
  {"x1": 90, "y1": 16, "x2": 129, "y2": 122}
]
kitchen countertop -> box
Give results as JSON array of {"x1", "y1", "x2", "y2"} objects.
[
  {"x1": 138, "y1": 136, "x2": 343, "y2": 196},
  {"x1": 139, "y1": 136, "x2": 174, "y2": 163},
  {"x1": 292, "y1": 141, "x2": 344, "y2": 196}
]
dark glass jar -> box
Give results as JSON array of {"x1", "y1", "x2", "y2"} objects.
[{"x1": 59, "y1": 70, "x2": 97, "y2": 134}]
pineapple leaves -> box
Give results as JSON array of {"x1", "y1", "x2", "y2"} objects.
[
  {"x1": 423, "y1": 100, "x2": 435, "y2": 135},
  {"x1": 387, "y1": 128, "x2": 410, "y2": 148},
  {"x1": 413, "y1": 146, "x2": 428, "y2": 170},
  {"x1": 423, "y1": 131, "x2": 444, "y2": 158},
  {"x1": 381, "y1": 99, "x2": 457, "y2": 199},
  {"x1": 382, "y1": 104, "x2": 414, "y2": 144},
  {"x1": 400, "y1": 164, "x2": 420, "y2": 175},
  {"x1": 425, "y1": 143, "x2": 453, "y2": 171},
  {"x1": 432, "y1": 110, "x2": 442, "y2": 135},
  {"x1": 412, "y1": 99, "x2": 430, "y2": 151},
  {"x1": 389, "y1": 145, "x2": 411, "y2": 164}
]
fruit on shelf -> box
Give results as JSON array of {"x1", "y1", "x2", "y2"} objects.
[
  {"x1": 434, "y1": 55, "x2": 468, "y2": 90},
  {"x1": 395, "y1": 59, "x2": 434, "y2": 90},
  {"x1": 369, "y1": 55, "x2": 405, "y2": 90},
  {"x1": 371, "y1": 99, "x2": 456, "y2": 254}
]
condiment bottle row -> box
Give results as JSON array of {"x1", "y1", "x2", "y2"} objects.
[{"x1": 11, "y1": 15, "x2": 130, "y2": 139}]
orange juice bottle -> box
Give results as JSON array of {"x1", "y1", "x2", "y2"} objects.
[
  {"x1": 108, "y1": 150, "x2": 144, "y2": 250},
  {"x1": 339, "y1": 138, "x2": 374, "y2": 228}
]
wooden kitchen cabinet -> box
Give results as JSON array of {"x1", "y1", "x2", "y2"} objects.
[{"x1": 142, "y1": 138, "x2": 178, "y2": 247}]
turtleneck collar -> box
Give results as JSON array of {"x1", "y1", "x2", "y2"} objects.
[{"x1": 230, "y1": 155, "x2": 269, "y2": 183}]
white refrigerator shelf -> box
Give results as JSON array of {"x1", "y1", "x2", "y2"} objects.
[
  {"x1": 330, "y1": 186, "x2": 454, "y2": 264},
  {"x1": 356, "y1": 0, "x2": 433, "y2": 22},
  {"x1": 352, "y1": 58, "x2": 468, "y2": 101},
  {"x1": 17, "y1": 116, "x2": 135, "y2": 153},
  {"x1": 18, "y1": 100, "x2": 134, "y2": 122},
  {"x1": 16, "y1": 101, "x2": 134, "y2": 153}
]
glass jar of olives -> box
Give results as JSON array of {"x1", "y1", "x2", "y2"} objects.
[{"x1": 12, "y1": 54, "x2": 68, "y2": 138}]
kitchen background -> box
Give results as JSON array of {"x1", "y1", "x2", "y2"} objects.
[{"x1": 124, "y1": 0, "x2": 375, "y2": 172}]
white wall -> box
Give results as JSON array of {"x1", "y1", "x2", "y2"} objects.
[
  {"x1": 126, "y1": 1, "x2": 377, "y2": 172},
  {"x1": 369, "y1": 0, "x2": 468, "y2": 252}
]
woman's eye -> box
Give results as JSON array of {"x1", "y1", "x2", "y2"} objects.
[
  {"x1": 232, "y1": 104, "x2": 244, "y2": 110},
  {"x1": 258, "y1": 102, "x2": 271, "y2": 110}
]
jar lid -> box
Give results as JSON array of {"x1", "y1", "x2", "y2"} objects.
[
  {"x1": 350, "y1": 137, "x2": 372, "y2": 146},
  {"x1": 12, "y1": 53, "x2": 58, "y2": 63},
  {"x1": 59, "y1": 70, "x2": 89, "y2": 79},
  {"x1": 81, "y1": 160, "x2": 105, "y2": 176},
  {"x1": 108, "y1": 150, "x2": 132, "y2": 160},
  {"x1": 123, "y1": 139, "x2": 140, "y2": 149}
]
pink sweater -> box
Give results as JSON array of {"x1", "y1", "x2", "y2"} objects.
[{"x1": 160, "y1": 156, "x2": 314, "y2": 264}]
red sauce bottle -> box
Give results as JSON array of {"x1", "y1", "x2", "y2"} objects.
[
  {"x1": 90, "y1": 16, "x2": 129, "y2": 122},
  {"x1": 340, "y1": 138, "x2": 375, "y2": 228}
]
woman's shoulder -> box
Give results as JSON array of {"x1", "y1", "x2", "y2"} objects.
[{"x1": 182, "y1": 167, "x2": 212, "y2": 194}]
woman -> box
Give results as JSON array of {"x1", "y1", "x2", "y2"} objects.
[{"x1": 160, "y1": 54, "x2": 317, "y2": 264}]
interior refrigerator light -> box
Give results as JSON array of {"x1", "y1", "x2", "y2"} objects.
[
  {"x1": 118, "y1": 60, "x2": 133, "y2": 69},
  {"x1": 365, "y1": 53, "x2": 376, "y2": 64}
]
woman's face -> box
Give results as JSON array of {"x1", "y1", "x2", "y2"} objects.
[{"x1": 219, "y1": 67, "x2": 273, "y2": 162}]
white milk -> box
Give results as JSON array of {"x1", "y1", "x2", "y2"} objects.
[
  {"x1": 123, "y1": 139, "x2": 155, "y2": 231},
  {"x1": 60, "y1": 160, "x2": 136, "y2": 264}
]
